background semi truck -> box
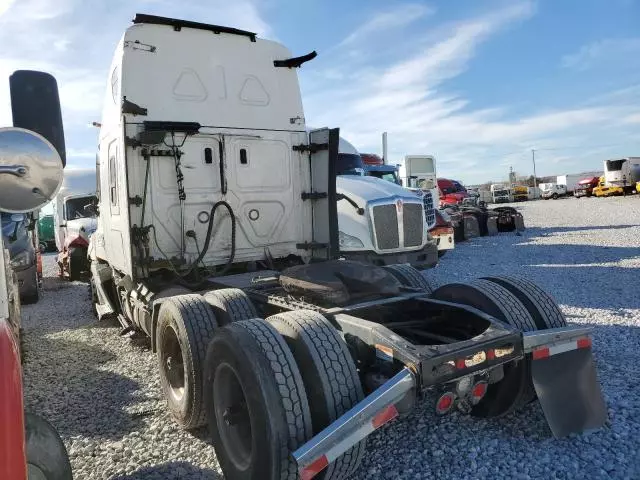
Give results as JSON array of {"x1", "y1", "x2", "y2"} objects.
[
  {"x1": 336, "y1": 139, "x2": 437, "y2": 268},
  {"x1": 52, "y1": 170, "x2": 98, "y2": 280},
  {"x1": 490, "y1": 184, "x2": 511, "y2": 203},
  {"x1": 88, "y1": 15, "x2": 606, "y2": 480},
  {"x1": 556, "y1": 174, "x2": 581, "y2": 195}
]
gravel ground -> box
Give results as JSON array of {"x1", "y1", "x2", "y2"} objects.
[{"x1": 21, "y1": 195, "x2": 640, "y2": 479}]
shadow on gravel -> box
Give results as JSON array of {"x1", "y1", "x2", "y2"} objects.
[
  {"x1": 110, "y1": 461, "x2": 220, "y2": 479},
  {"x1": 527, "y1": 224, "x2": 639, "y2": 234},
  {"x1": 22, "y1": 333, "x2": 144, "y2": 441}
]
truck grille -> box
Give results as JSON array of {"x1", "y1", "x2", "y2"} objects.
[
  {"x1": 422, "y1": 190, "x2": 436, "y2": 229},
  {"x1": 372, "y1": 204, "x2": 399, "y2": 249},
  {"x1": 403, "y1": 203, "x2": 424, "y2": 247},
  {"x1": 371, "y1": 200, "x2": 425, "y2": 251}
]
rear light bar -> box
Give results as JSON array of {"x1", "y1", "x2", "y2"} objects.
[
  {"x1": 532, "y1": 336, "x2": 591, "y2": 360},
  {"x1": 430, "y1": 226, "x2": 454, "y2": 235},
  {"x1": 434, "y1": 345, "x2": 515, "y2": 376}
]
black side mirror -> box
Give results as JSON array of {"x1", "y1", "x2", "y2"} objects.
[{"x1": 10, "y1": 70, "x2": 66, "y2": 168}]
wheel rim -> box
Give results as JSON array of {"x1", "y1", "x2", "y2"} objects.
[
  {"x1": 160, "y1": 325, "x2": 185, "y2": 402},
  {"x1": 213, "y1": 362, "x2": 253, "y2": 470}
]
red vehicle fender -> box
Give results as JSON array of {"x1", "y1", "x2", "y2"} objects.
[{"x1": 0, "y1": 319, "x2": 27, "y2": 480}]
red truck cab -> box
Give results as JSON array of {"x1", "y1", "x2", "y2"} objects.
[
  {"x1": 574, "y1": 176, "x2": 600, "y2": 198},
  {"x1": 438, "y1": 178, "x2": 469, "y2": 206}
]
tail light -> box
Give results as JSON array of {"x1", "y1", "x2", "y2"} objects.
[
  {"x1": 470, "y1": 381, "x2": 488, "y2": 404},
  {"x1": 435, "y1": 392, "x2": 455, "y2": 415}
]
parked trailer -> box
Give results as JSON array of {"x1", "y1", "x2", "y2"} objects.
[
  {"x1": 556, "y1": 174, "x2": 581, "y2": 195},
  {"x1": 89, "y1": 15, "x2": 607, "y2": 480},
  {"x1": 603, "y1": 157, "x2": 640, "y2": 194}
]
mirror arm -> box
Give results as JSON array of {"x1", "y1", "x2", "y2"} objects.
[{"x1": 0, "y1": 165, "x2": 27, "y2": 177}]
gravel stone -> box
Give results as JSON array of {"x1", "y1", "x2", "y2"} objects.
[{"x1": 21, "y1": 196, "x2": 640, "y2": 479}]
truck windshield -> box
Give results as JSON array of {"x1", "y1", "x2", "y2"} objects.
[
  {"x1": 337, "y1": 153, "x2": 364, "y2": 176},
  {"x1": 494, "y1": 190, "x2": 508, "y2": 196},
  {"x1": 368, "y1": 171, "x2": 399, "y2": 184},
  {"x1": 606, "y1": 160, "x2": 624, "y2": 171},
  {"x1": 65, "y1": 196, "x2": 97, "y2": 219}
]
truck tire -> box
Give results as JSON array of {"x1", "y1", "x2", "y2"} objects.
[
  {"x1": 431, "y1": 279, "x2": 536, "y2": 417},
  {"x1": 552, "y1": 193, "x2": 559, "y2": 200},
  {"x1": 25, "y1": 412, "x2": 73, "y2": 480},
  {"x1": 68, "y1": 257, "x2": 82, "y2": 281},
  {"x1": 22, "y1": 268, "x2": 40, "y2": 305},
  {"x1": 156, "y1": 294, "x2": 218, "y2": 429},
  {"x1": 266, "y1": 310, "x2": 366, "y2": 479},
  {"x1": 383, "y1": 264, "x2": 432, "y2": 294},
  {"x1": 204, "y1": 319, "x2": 312, "y2": 480},
  {"x1": 482, "y1": 275, "x2": 567, "y2": 329},
  {"x1": 204, "y1": 288, "x2": 258, "y2": 326}
]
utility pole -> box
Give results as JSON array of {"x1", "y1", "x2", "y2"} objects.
[{"x1": 531, "y1": 149, "x2": 537, "y2": 187}]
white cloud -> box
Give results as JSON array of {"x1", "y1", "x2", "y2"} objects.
[
  {"x1": 339, "y1": 4, "x2": 435, "y2": 47},
  {"x1": 302, "y1": 1, "x2": 639, "y2": 182},
  {"x1": 562, "y1": 38, "x2": 640, "y2": 71}
]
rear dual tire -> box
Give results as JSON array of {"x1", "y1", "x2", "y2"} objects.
[{"x1": 432, "y1": 276, "x2": 565, "y2": 418}]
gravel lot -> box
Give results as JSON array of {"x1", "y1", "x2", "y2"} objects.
[{"x1": 22, "y1": 196, "x2": 640, "y2": 479}]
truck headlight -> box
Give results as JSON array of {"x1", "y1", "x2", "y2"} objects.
[
  {"x1": 339, "y1": 231, "x2": 364, "y2": 249},
  {"x1": 11, "y1": 250, "x2": 32, "y2": 270}
]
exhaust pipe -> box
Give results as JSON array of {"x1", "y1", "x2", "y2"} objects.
[{"x1": 382, "y1": 132, "x2": 388, "y2": 165}]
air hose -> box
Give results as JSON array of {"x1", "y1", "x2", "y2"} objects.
[{"x1": 182, "y1": 200, "x2": 236, "y2": 277}]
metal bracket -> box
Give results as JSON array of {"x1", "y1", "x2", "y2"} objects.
[
  {"x1": 141, "y1": 148, "x2": 180, "y2": 157},
  {"x1": 128, "y1": 196, "x2": 143, "y2": 207},
  {"x1": 296, "y1": 241, "x2": 329, "y2": 250},
  {"x1": 301, "y1": 192, "x2": 327, "y2": 201},
  {"x1": 293, "y1": 142, "x2": 328, "y2": 154},
  {"x1": 122, "y1": 97, "x2": 148, "y2": 116},
  {"x1": 125, "y1": 136, "x2": 142, "y2": 148}
]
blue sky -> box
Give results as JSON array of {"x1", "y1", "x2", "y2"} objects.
[{"x1": 1, "y1": 0, "x2": 639, "y2": 184}]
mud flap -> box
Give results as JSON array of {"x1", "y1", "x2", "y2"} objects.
[
  {"x1": 531, "y1": 347, "x2": 607, "y2": 438},
  {"x1": 486, "y1": 217, "x2": 498, "y2": 236},
  {"x1": 514, "y1": 213, "x2": 525, "y2": 232},
  {"x1": 462, "y1": 216, "x2": 480, "y2": 239}
]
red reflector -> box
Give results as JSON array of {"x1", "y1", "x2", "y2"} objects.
[
  {"x1": 371, "y1": 404, "x2": 399, "y2": 429},
  {"x1": 455, "y1": 359, "x2": 466, "y2": 369},
  {"x1": 486, "y1": 349, "x2": 495, "y2": 360},
  {"x1": 436, "y1": 392, "x2": 454, "y2": 414},
  {"x1": 301, "y1": 455, "x2": 329, "y2": 480},
  {"x1": 532, "y1": 347, "x2": 550, "y2": 360},
  {"x1": 577, "y1": 337, "x2": 591, "y2": 349},
  {"x1": 472, "y1": 381, "x2": 487, "y2": 399}
]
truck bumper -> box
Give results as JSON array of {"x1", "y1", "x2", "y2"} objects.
[{"x1": 341, "y1": 241, "x2": 439, "y2": 269}]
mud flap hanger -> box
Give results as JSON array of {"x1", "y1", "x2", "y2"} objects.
[
  {"x1": 523, "y1": 326, "x2": 608, "y2": 438},
  {"x1": 293, "y1": 367, "x2": 415, "y2": 480}
]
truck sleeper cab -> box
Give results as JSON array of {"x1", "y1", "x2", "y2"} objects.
[{"x1": 89, "y1": 14, "x2": 607, "y2": 480}]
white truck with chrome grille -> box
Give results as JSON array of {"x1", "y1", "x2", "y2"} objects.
[
  {"x1": 336, "y1": 138, "x2": 437, "y2": 268},
  {"x1": 89, "y1": 14, "x2": 607, "y2": 480}
]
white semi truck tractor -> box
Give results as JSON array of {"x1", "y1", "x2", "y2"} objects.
[
  {"x1": 89, "y1": 14, "x2": 606, "y2": 480},
  {"x1": 336, "y1": 137, "x2": 438, "y2": 268},
  {"x1": 53, "y1": 169, "x2": 98, "y2": 279}
]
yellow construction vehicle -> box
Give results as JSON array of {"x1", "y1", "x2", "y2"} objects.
[
  {"x1": 511, "y1": 185, "x2": 529, "y2": 202},
  {"x1": 593, "y1": 176, "x2": 624, "y2": 197}
]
